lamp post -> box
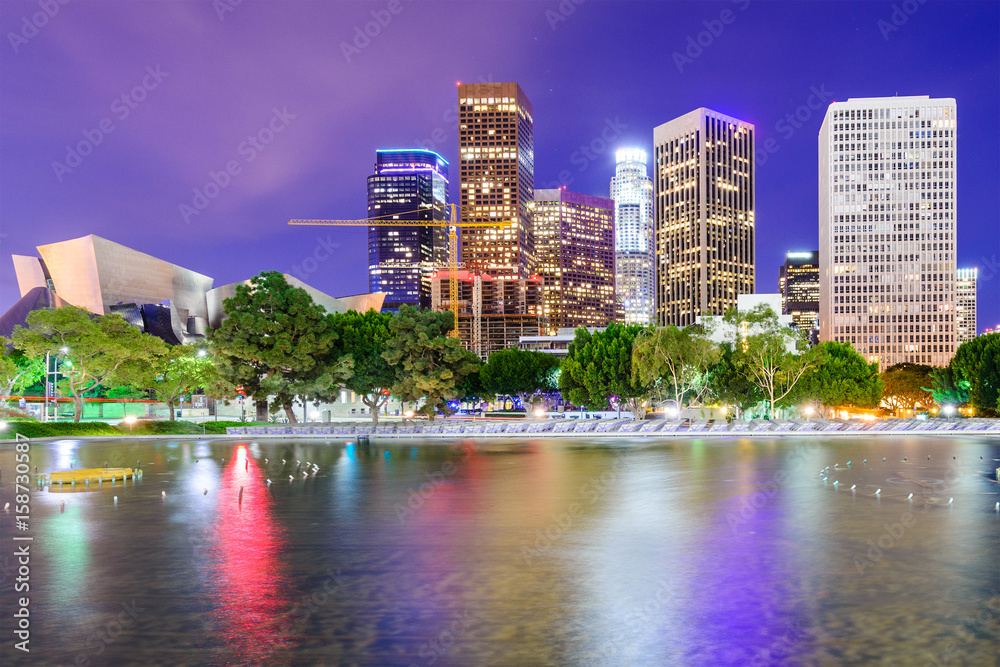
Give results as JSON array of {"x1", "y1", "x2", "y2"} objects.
[
  {"x1": 125, "y1": 415, "x2": 137, "y2": 435},
  {"x1": 804, "y1": 405, "x2": 815, "y2": 421},
  {"x1": 942, "y1": 404, "x2": 954, "y2": 419}
]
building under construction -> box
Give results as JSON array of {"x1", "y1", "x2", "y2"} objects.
[{"x1": 431, "y1": 270, "x2": 545, "y2": 359}]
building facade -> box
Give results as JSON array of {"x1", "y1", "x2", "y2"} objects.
[
  {"x1": 610, "y1": 149, "x2": 655, "y2": 325},
  {"x1": 9, "y1": 234, "x2": 384, "y2": 345},
  {"x1": 533, "y1": 189, "x2": 617, "y2": 333},
  {"x1": 367, "y1": 149, "x2": 449, "y2": 310},
  {"x1": 653, "y1": 108, "x2": 755, "y2": 327},
  {"x1": 956, "y1": 267, "x2": 977, "y2": 343},
  {"x1": 430, "y1": 270, "x2": 544, "y2": 359},
  {"x1": 779, "y1": 250, "x2": 820, "y2": 339},
  {"x1": 457, "y1": 82, "x2": 535, "y2": 282},
  {"x1": 818, "y1": 96, "x2": 957, "y2": 368}
]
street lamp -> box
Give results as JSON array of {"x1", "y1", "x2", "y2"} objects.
[
  {"x1": 942, "y1": 404, "x2": 955, "y2": 418},
  {"x1": 804, "y1": 405, "x2": 815, "y2": 420},
  {"x1": 197, "y1": 349, "x2": 207, "y2": 357},
  {"x1": 125, "y1": 415, "x2": 137, "y2": 435}
]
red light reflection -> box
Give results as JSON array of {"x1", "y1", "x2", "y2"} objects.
[{"x1": 207, "y1": 446, "x2": 293, "y2": 662}]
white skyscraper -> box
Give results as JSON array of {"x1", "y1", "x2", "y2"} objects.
[
  {"x1": 610, "y1": 149, "x2": 655, "y2": 324},
  {"x1": 819, "y1": 96, "x2": 957, "y2": 369},
  {"x1": 956, "y1": 267, "x2": 977, "y2": 343}
]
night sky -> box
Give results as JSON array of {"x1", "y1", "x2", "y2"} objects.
[{"x1": 1, "y1": 0, "x2": 997, "y2": 330}]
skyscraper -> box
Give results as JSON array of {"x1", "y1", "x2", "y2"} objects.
[
  {"x1": 956, "y1": 267, "x2": 977, "y2": 343},
  {"x1": 779, "y1": 251, "x2": 820, "y2": 338},
  {"x1": 533, "y1": 189, "x2": 617, "y2": 332},
  {"x1": 653, "y1": 108, "x2": 755, "y2": 327},
  {"x1": 819, "y1": 96, "x2": 957, "y2": 368},
  {"x1": 367, "y1": 149, "x2": 449, "y2": 310},
  {"x1": 610, "y1": 149, "x2": 655, "y2": 325},
  {"x1": 457, "y1": 82, "x2": 535, "y2": 282}
]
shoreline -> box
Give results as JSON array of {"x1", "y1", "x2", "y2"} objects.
[{"x1": 6, "y1": 417, "x2": 999, "y2": 444}]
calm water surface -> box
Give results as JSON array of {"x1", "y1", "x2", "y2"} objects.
[{"x1": 1, "y1": 435, "x2": 998, "y2": 666}]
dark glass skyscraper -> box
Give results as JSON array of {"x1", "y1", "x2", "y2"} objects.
[{"x1": 367, "y1": 149, "x2": 449, "y2": 310}]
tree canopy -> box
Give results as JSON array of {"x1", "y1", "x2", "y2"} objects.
[
  {"x1": 11, "y1": 306, "x2": 162, "y2": 422},
  {"x1": 795, "y1": 341, "x2": 882, "y2": 416},
  {"x1": 0, "y1": 343, "x2": 45, "y2": 409},
  {"x1": 479, "y1": 348, "x2": 560, "y2": 407},
  {"x1": 560, "y1": 323, "x2": 650, "y2": 416},
  {"x1": 210, "y1": 271, "x2": 352, "y2": 422},
  {"x1": 329, "y1": 309, "x2": 396, "y2": 423},
  {"x1": 951, "y1": 333, "x2": 1000, "y2": 414},
  {"x1": 719, "y1": 304, "x2": 823, "y2": 418},
  {"x1": 381, "y1": 305, "x2": 480, "y2": 420},
  {"x1": 631, "y1": 324, "x2": 720, "y2": 409},
  {"x1": 880, "y1": 362, "x2": 934, "y2": 415},
  {"x1": 148, "y1": 344, "x2": 218, "y2": 421}
]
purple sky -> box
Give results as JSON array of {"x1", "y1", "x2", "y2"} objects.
[{"x1": 1, "y1": 0, "x2": 998, "y2": 331}]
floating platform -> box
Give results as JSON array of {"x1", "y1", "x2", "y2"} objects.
[{"x1": 48, "y1": 468, "x2": 136, "y2": 485}]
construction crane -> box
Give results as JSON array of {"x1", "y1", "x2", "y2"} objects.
[{"x1": 289, "y1": 203, "x2": 511, "y2": 337}]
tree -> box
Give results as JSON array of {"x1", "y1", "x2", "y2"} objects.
[
  {"x1": 329, "y1": 309, "x2": 396, "y2": 423},
  {"x1": 795, "y1": 341, "x2": 882, "y2": 417},
  {"x1": 951, "y1": 333, "x2": 1000, "y2": 414},
  {"x1": 719, "y1": 304, "x2": 823, "y2": 418},
  {"x1": 479, "y1": 348, "x2": 560, "y2": 409},
  {"x1": 559, "y1": 323, "x2": 650, "y2": 417},
  {"x1": 926, "y1": 364, "x2": 970, "y2": 408},
  {"x1": 11, "y1": 306, "x2": 163, "y2": 422},
  {"x1": 0, "y1": 343, "x2": 45, "y2": 409},
  {"x1": 148, "y1": 344, "x2": 218, "y2": 421},
  {"x1": 707, "y1": 344, "x2": 763, "y2": 419},
  {"x1": 632, "y1": 324, "x2": 720, "y2": 409},
  {"x1": 880, "y1": 362, "x2": 934, "y2": 416},
  {"x1": 382, "y1": 306, "x2": 480, "y2": 421},
  {"x1": 209, "y1": 272, "x2": 352, "y2": 423}
]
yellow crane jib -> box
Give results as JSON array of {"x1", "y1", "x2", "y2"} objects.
[{"x1": 288, "y1": 205, "x2": 511, "y2": 338}]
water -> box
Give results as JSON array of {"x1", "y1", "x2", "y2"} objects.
[{"x1": 1, "y1": 435, "x2": 998, "y2": 666}]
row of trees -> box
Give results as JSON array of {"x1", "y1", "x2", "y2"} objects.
[
  {"x1": 4, "y1": 270, "x2": 998, "y2": 422},
  {"x1": 556, "y1": 305, "x2": 883, "y2": 419}
]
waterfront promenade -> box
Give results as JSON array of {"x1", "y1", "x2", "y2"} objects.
[{"x1": 222, "y1": 417, "x2": 1000, "y2": 439}]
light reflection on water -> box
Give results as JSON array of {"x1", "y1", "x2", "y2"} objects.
[{"x1": 0, "y1": 435, "x2": 997, "y2": 666}]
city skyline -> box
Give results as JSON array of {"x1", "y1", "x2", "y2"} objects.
[{"x1": 1, "y1": 1, "x2": 997, "y2": 331}]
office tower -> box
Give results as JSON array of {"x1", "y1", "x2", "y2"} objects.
[
  {"x1": 533, "y1": 189, "x2": 617, "y2": 332},
  {"x1": 653, "y1": 108, "x2": 755, "y2": 327},
  {"x1": 367, "y1": 149, "x2": 449, "y2": 310},
  {"x1": 819, "y1": 96, "x2": 957, "y2": 368},
  {"x1": 779, "y1": 251, "x2": 820, "y2": 339},
  {"x1": 457, "y1": 82, "x2": 535, "y2": 282},
  {"x1": 610, "y1": 149, "x2": 655, "y2": 325},
  {"x1": 956, "y1": 267, "x2": 977, "y2": 343}
]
